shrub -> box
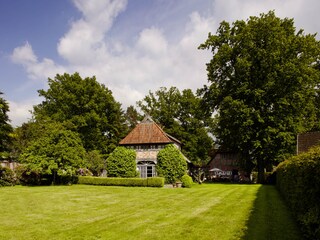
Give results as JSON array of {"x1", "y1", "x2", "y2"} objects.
[
  {"x1": 15, "y1": 164, "x2": 42, "y2": 185},
  {"x1": 85, "y1": 150, "x2": 105, "y2": 176},
  {"x1": 0, "y1": 166, "x2": 16, "y2": 186},
  {"x1": 78, "y1": 176, "x2": 164, "y2": 187},
  {"x1": 181, "y1": 174, "x2": 193, "y2": 188},
  {"x1": 15, "y1": 164, "x2": 78, "y2": 186},
  {"x1": 276, "y1": 146, "x2": 320, "y2": 240},
  {"x1": 156, "y1": 144, "x2": 187, "y2": 184},
  {"x1": 106, "y1": 147, "x2": 137, "y2": 178},
  {"x1": 147, "y1": 177, "x2": 164, "y2": 187}
]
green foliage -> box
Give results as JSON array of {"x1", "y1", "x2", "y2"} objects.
[
  {"x1": 199, "y1": 11, "x2": 320, "y2": 182},
  {"x1": 181, "y1": 174, "x2": 193, "y2": 188},
  {"x1": 0, "y1": 92, "x2": 13, "y2": 154},
  {"x1": 33, "y1": 72, "x2": 128, "y2": 154},
  {"x1": 276, "y1": 146, "x2": 320, "y2": 239},
  {"x1": 85, "y1": 150, "x2": 105, "y2": 176},
  {"x1": 156, "y1": 144, "x2": 187, "y2": 184},
  {"x1": 78, "y1": 176, "x2": 164, "y2": 187},
  {"x1": 138, "y1": 87, "x2": 213, "y2": 164},
  {"x1": 14, "y1": 164, "x2": 43, "y2": 185},
  {"x1": 19, "y1": 121, "x2": 86, "y2": 184},
  {"x1": 147, "y1": 177, "x2": 164, "y2": 187},
  {"x1": 124, "y1": 105, "x2": 143, "y2": 131},
  {"x1": 0, "y1": 166, "x2": 16, "y2": 186},
  {"x1": 106, "y1": 147, "x2": 137, "y2": 178}
]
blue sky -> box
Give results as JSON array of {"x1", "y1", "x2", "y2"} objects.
[{"x1": 1, "y1": 0, "x2": 319, "y2": 127}]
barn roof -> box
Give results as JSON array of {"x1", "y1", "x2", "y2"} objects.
[{"x1": 119, "y1": 116, "x2": 180, "y2": 145}]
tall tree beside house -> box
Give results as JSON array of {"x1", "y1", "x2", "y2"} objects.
[
  {"x1": 33, "y1": 73, "x2": 128, "y2": 155},
  {"x1": 199, "y1": 11, "x2": 320, "y2": 183},
  {"x1": 138, "y1": 87, "x2": 213, "y2": 165},
  {"x1": 0, "y1": 92, "x2": 13, "y2": 155}
]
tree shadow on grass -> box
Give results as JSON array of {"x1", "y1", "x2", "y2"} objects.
[{"x1": 241, "y1": 185, "x2": 302, "y2": 240}]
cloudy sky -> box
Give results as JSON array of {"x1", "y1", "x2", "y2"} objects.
[{"x1": 1, "y1": 0, "x2": 319, "y2": 127}]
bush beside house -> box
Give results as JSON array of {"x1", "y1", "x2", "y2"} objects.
[
  {"x1": 276, "y1": 146, "x2": 320, "y2": 240},
  {"x1": 156, "y1": 144, "x2": 187, "y2": 184},
  {"x1": 106, "y1": 147, "x2": 137, "y2": 178}
]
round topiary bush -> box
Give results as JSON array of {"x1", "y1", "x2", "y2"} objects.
[
  {"x1": 106, "y1": 147, "x2": 137, "y2": 178},
  {"x1": 156, "y1": 144, "x2": 187, "y2": 184},
  {"x1": 181, "y1": 174, "x2": 193, "y2": 188}
]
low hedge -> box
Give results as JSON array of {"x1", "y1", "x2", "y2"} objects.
[
  {"x1": 78, "y1": 176, "x2": 164, "y2": 188},
  {"x1": 276, "y1": 146, "x2": 320, "y2": 240}
]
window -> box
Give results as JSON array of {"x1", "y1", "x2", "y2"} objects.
[{"x1": 137, "y1": 162, "x2": 156, "y2": 178}]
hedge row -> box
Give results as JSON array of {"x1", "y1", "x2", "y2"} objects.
[
  {"x1": 276, "y1": 146, "x2": 320, "y2": 240},
  {"x1": 78, "y1": 176, "x2": 164, "y2": 188}
]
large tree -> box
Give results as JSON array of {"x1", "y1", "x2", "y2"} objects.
[
  {"x1": 138, "y1": 87, "x2": 213, "y2": 165},
  {"x1": 33, "y1": 73, "x2": 127, "y2": 155},
  {"x1": 199, "y1": 11, "x2": 320, "y2": 182},
  {"x1": 0, "y1": 92, "x2": 13, "y2": 155},
  {"x1": 20, "y1": 121, "x2": 86, "y2": 184}
]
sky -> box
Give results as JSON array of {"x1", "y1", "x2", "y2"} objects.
[{"x1": 1, "y1": 0, "x2": 320, "y2": 127}]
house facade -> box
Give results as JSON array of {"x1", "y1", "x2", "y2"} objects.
[
  {"x1": 206, "y1": 151, "x2": 242, "y2": 181},
  {"x1": 119, "y1": 116, "x2": 182, "y2": 178}
]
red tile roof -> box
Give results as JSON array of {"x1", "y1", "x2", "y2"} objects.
[{"x1": 119, "y1": 116, "x2": 176, "y2": 145}]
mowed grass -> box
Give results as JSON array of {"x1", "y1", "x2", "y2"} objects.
[{"x1": 0, "y1": 184, "x2": 301, "y2": 240}]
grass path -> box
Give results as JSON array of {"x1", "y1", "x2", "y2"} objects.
[{"x1": 0, "y1": 184, "x2": 301, "y2": 240}]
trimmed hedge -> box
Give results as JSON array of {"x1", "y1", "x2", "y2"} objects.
[
  {"x1": 181, "y1": 174, "x2": 193, "y2": 188},
  {"x1": 78, "y1": 176, "x2": 164, "y2": 188},
  {"x1": 276, "y1": 146, "x2": 320, "y2": 240}
]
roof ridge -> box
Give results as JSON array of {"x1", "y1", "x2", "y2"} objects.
[{"x1": 119, "y1": 117, "x2": 177, "y2": 145}]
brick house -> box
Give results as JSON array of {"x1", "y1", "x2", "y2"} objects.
[
  {"x1": 297, "y1": 131, "x2": 320, "y2": 154},
  {"x1": 206, "y1": 151, "x2": 241, "y2": 181},
  {"x1": 119, "y1": 116, "x2": 185, "y2": 178}
]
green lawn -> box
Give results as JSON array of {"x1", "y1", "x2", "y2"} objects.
[{"x1": 0, "y1": 184, "x2": 301, "y2": 240}]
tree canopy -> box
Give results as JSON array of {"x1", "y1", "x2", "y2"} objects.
[
  {"x1": 20, "y1": 121, "x2": 86, "y2": 184},
  {"x1": 0, "y1": 92, "x2": 13, "y2": 155},
  {"x1": 33, "y1": 73, "x2": 127, "y2": 154},
  {"x1": 138, "y1": 87, "x2": 213, "y2": 165},
  {"x1": 199, "y1": 11, "x2": 320, "y2": 182}
]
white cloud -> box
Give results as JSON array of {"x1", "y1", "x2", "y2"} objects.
[
  {"x1": 8, "y1": 99, "x2": 40, "y2": 127},
  {"x1": 10, "y1": 1, "x2": 215, "y2": 113},
  {"x1": 57, "y1": 0, "x2": 127, "y2": 64},
  {"x1": 10, "y1": 0, "x2": 320, "y2": 126},
  {"x1": 212, "y1": 0, "x2": 320, "y2": 35},
  {"x1": 136, "y1": 27, "x2": 168, "y2": 57},
  {"x1": 11, "y1": 42, "x2": 66, "y2": 80},
  {"x1": 11, "y1": 42, "x2": 37, "y2": 64}
]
